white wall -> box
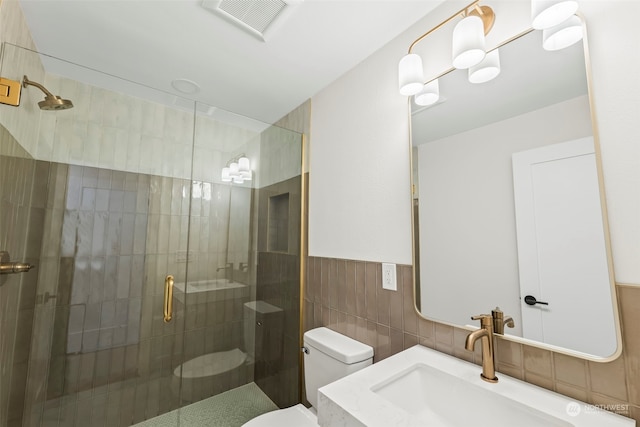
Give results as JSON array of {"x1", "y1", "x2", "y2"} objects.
[
  {"x1": 308, "y1": 23, "x2": 412, "y2": 264},
  {"x1": 309, "y1": 0, "x2": 640, "y2": 287}
]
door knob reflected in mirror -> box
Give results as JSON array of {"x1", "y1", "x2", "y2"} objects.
[{"x1": 524, "y1": 295, "x2": 549, "y2": 306}]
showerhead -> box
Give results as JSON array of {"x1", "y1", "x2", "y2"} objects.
[
  {"x1": 37, "y1": 95, "x2": 73, "y2": 111},
  {"x1": 22, "y1": 75, "x2": 74, "y2": 111}
]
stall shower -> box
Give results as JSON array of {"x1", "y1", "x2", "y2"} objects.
[{"x1": 0, "y1": 43, "x2": 304, "y2": 427}]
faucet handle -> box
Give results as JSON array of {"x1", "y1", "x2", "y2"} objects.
[{"x1": 471, "y1": 314, "x2": 493, "y2": 327}]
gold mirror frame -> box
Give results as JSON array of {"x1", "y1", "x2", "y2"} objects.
[{"x1": 408, "y1": 14, "x2": 623, "y2": 362}]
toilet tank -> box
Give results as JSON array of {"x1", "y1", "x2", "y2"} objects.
[{"x1": 303, "y1": 327, "x2": 374, "y2": 409}]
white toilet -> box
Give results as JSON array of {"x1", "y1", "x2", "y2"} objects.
[{"x1": 242, "y1": 327, "x2": 374, "y2": 427}]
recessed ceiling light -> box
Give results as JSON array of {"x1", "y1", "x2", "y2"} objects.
[{"x1": 171, "y1": 78, "x2": 201, "y2": 94}]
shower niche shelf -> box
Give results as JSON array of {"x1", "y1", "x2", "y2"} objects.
[{"x1": 268, "y1": 193, "x2": 289, "y2": 253}]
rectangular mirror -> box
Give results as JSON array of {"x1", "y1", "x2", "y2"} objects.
[{"x1": 410, "y1": 18, "x2": 622, "y2": 360}]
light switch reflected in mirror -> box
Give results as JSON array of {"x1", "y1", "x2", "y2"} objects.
[{"x1": 410, "y1": 19, "x2": 622, "y2": 360}]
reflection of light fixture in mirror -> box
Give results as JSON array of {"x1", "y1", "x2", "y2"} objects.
[
  {"x1": 542, "y1": 15, "x2": 583, "y2": 51},
  {"x1": 468, "y1": 48, "x2": 500, "y2": 83},
  {"x1": 531, "y1": 0, "x2": 579, "y2": 30},
  {"x1": 221, "y1": 155, "x2": 252, "y2": 184},
  {"x1": 221, "y1": 167, "x2": 232, "y2": 182},
  {"x1": 452, "y1": 15, "x2": 486, "y2": 69},
  {"x1": 230, "y1": 162, "x2": 241, "y2": 183},
  {"x1": 238, "y1": 156, "x2": 252, "y2": 181},
  {"x1": 398, "y1": 1, "x2": 495, "y2": 96},
  {"x1": 414, "y1": 79, "x2": 440, "y2": 106},
  {"x1": 398, "y1": 53, "x2": 425, "y2": 96}
]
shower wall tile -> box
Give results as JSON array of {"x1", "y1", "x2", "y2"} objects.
[
  {"x1": 0, "y1": 5, "x2": 43, "y2": 160},
  {"x1": 52, "y1": 165, "x2": 151, "y2": 360},
  {"x1": 259, "y1": 125, "x2": 303, "y2": 189},
  {"x1": 254, "y1": 174, "x2": 302, "y2": 408},
  {"x1": 14, "y1": 69, "x2": 284, "y2": 187},
  {"x1": 192, "y1": 114, "x2": 261, "y2": 184},
  {"x1": 0, "y1": 151, "x2": 48, "y2": 427},
  {"x1": 273, "y1": 100, "x2": 310, "y2": 174},
  {"x1": 27, "y1": 74, "x2": 198, "y2": 180}
]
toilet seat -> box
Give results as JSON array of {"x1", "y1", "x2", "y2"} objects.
[{"x1": 242, "y1": 403, "x2": 317, "y2": 427}]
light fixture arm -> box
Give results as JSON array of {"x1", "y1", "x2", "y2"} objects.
[
  {"x1": 408, "y1": 1, "x2": 495, "y2": 54},
  {"x1": 225, "y1": 153, "x2": 247, "y2": 167},
  {"x1": 399, "y1": 0, "x2": 496, "y2": 97},
  {"x1": 408, "y1": 0, "x2": 486, "y2": 54},
  {"x1": 469, "y1": 5, "x2": 495, "y2": 35}
]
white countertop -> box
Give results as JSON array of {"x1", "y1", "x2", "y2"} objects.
[{"x1": 317, "y1": 345, "x2": 634, "y2": 427}]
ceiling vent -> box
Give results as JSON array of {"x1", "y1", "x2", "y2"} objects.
[{"x1": 202, "y1": 0, "x2": 302, "y2": 41}]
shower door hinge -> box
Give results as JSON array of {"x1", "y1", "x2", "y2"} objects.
[{"x1": 0, "y1": 77, "x2": 21, "y2": 107}]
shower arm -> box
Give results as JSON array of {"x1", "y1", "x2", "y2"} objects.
[{"x1": 22, "y1": 76, "x2": 56, "y2": 98}]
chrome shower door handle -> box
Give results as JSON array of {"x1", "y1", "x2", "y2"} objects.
[{"x1": 163, "y1": 275, "x2": 174, "y2": 323}]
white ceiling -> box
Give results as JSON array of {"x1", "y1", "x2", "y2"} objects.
[{"x1": 19, "y1": 0, "x2": 445, "y2": 124}]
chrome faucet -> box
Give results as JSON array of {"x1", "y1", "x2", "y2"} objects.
[{"x1": 465, "y1": 314, "x2": 498, "y2": 383}]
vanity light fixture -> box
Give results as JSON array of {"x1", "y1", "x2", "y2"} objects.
[
  {"x1": 221, "y1": 155, "x2": 252, "y2": 184},
  {"x1": 542, "y1": 15, "x2": 583, "y2": 51},
  {"x1": 531, "y1": 0, "x2": 579, "y2": 30},
  {"x1": 468, "y1": 48, "x2": 500, "y2": 84},
  {"x1": 414, "y1": 79, "x2": 440, "y2": 106},
  {"x1": 398, "y1": 1, "x2": 495, "y2": 97}
]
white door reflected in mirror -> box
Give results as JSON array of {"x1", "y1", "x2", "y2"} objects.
[{"x1": 512, "y1": 137, "x2": 616, "y2": 356}]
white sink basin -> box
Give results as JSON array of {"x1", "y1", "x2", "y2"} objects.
[
  {"x1": 173, "y1": 279, "x2": 246, "y2": 303},
  {"x1": 373, "y1": 363, "x2": 570, "y2": 426},
  {"x1": 318, "y1": 345, "x2": 634, "y2": 427}
]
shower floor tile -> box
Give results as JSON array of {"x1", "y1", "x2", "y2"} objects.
[{"x1": 132, "y1": 382, "x2": 278, "y2": 427}]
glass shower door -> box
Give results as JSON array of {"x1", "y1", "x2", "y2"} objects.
[
  {"x1": 0, "y1": 125, "x2": 44, "y2": 427},
  {"x1": 0, "y1": 43, "x2": 195, "y2": 426},
  {"x1": 1, "y1": 42, "x2": 304, "y2": 427},
  {"x1": 175, "y1": 104, "x2": 304, "y2": 425}
]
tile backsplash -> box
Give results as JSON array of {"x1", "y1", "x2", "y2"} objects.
[{"x1": 303, "y1": 256, "x2": 640, "y2": 424}]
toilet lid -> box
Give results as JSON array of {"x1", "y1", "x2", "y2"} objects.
[{"x1": 242, "y1": 404, "x2": 317, "y2": 427}]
